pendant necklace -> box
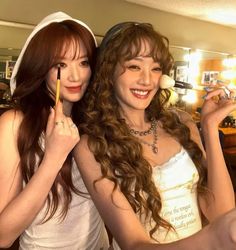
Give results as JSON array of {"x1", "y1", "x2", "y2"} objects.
[{"x1": 129, "y1": 119, "x2": 158, "y2": 154}]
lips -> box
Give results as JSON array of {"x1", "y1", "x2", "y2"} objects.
[
  {"x1": 66, "y1": 86, "x2": 82, "y2": 93},
  {"x1": 131, "y1": 89, "x2": 150, "y2": 98}
]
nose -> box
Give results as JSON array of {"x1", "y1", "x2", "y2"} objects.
[
  {"x1": 68, "y1": 64, "x2": 80, "y2": 82},
  {"x1": 138, "y1": 69, "x2": 151, "y2": 86}
]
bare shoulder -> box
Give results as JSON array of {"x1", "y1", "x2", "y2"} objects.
[
  {"x1": 174, "y1": 109, "x2": 205, "y2": 152},
  {"x1": 0, "y1": 109, "x2": 23, "y2": 134},
  {"x1": 173, "y1": 108, "x2": 200, "y2": 134},
  {"x1": 0, "y1": 110, "x2": 23, "y2": 211},
  {"x1": 0, "y1": 109, "x2": 23, "y2": 156},
  {"x1": 73, "y1": 134, "x2": 104, "y2": 183},
  {"x1": 73, "y1": 134, "x2": 94, "y2": 163},
  {"x1": 174, "y1": 108, "x2": 194, "y2": 124}
]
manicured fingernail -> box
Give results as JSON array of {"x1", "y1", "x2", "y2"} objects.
[{"x1": 204, "y1": 87, "x2": 212, "y2": 91}]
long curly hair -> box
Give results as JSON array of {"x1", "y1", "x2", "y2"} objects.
[
  {"x1": 81, "y1": 22, "x2": 207, "y2": 239},
  {"x1": 11, "y1": 20, "x2": 96, "y2": 221}
]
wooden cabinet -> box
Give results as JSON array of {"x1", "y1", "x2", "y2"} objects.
[
  {"x1": 219, "y1": 127, "x2": 236, "y2": 148},
  {"x1": 219, "y1": 127, "x2": 236, "y2": 168}
]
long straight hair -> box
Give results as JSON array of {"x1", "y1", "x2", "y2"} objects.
[{"x1": 12, "y1": 20, "x2": 96, "y2": 221}]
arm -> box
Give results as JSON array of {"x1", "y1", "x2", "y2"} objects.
[
  {"x1": 178, "y1": 91, "x2": 235, "y2": 222},
  {"x1": 73, "y1": 135, "x2": 236, "y2": 250},
  {"x1": 0, "y1": 102, "x2": 79, "y2": 248},
  {"x1": 198, "y1": 90, "x2": 236, "y2": 220}
]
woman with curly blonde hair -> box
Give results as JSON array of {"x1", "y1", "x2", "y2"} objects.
[{"x1": 74, "y1": 22, "x2": 236, "y2": 250}]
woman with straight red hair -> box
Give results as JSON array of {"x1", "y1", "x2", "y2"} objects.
[{"x1": 0, "y1": 12, "x2": 109, "y2": 250}]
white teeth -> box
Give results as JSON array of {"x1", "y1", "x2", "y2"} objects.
[{"x1": 132, "y1": 89, "x2": 149, "y2": 96}]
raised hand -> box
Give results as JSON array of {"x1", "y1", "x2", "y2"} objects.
[
  {"x1": 44, "y1": 101, "x2": 80, "y2": 163},
  {"x1": 201, "y1": 88, "x2": 236, "y2": 130}
]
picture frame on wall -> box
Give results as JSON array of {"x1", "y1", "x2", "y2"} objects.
[
  {"x1": 201, "y1": 71, "x2": 219, "y2": 85},
  {"x1": 175, "y1": 65, "x2": 188, "y2": 82},
  {"x1": 0, "y1": 72, "x2": 5, "y2": 79},
  {"x1": 5, "y1": 60, "x2": 16, "y2": 79}
]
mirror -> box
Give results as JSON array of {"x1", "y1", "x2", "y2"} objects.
[
  {"x1": 0, "y1": 33, "x2": 235, "y2": 117},
  {"x1": 168, "y1": 47, "x2": 236, "y2": 119},
  {"x1": 0, "y1": 48, "x2": 20, "y2": 78},
  {"x1": 0, "y1": 48, "x2": 20, "y2": 106}
]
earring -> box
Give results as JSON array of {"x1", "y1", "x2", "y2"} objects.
[{"x1": 159, "y1": 74, "x2": 175, "y2": 89}]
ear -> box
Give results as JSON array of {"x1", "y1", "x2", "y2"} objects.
[{"x1": 159, "y1": 74, "x2": 175, "y2": 89}]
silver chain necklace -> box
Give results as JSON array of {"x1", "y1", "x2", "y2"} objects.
[
  {"x1": 129, "y1": 119, "x2": 158, "y2": 154},
  {"x1": 129, "y1": 118, "x2": 156, "y2": 136}
]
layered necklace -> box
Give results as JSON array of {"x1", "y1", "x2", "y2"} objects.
[{"x1": 129, "y1": 119, "x2": 158, "y2": 154}]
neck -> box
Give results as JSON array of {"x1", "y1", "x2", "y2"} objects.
[
  {"x1": 120, "y1": 108, "x2": 147, "y2": 130},
  {"x1": 63, "y1": 100, "x2": 73, "y2": 116}
]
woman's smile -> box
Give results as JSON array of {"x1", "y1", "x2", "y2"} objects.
[{"x1": 130, "y1": 88, "x2": 151, "y2": 99}]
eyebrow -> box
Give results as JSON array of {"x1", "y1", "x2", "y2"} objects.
[
  {"x1": 130, "y1": 56, "x2": 160, "y2": 63},
  {"x1": 132, "y1": 55, "x2": 153, "y2": 59},
  {"x1": 58, "y1": 54, "x2": 88, "y2": 60},
  {"x1": 129, "y1": 57, "x2": 145, "y2": 61},
  {"x1": 78, "y1": 54, "x2": 88, "y2": 59}
]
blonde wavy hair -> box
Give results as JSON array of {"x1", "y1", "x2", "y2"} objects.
[{"x1": 80, "y1": 22, "x2": 208, "y2": 239}]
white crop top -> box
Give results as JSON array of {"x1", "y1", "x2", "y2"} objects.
[
  {"x1": 113, "y1": 147, "x2": 202, "y2": 249},
  {"x1": 20, "y1": 159, "x2": 109, "y2": 250}
]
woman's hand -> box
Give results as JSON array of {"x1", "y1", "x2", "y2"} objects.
[
  {"x1": 200, "y1": 87, "x2": 236, "y2": 130},
  {"x1": 44, "y1": 101, "x2": 80, "y2": 163}
]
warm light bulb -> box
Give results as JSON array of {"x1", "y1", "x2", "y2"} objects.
[{"x1": 182, "y1": 90, "x2": 197, "y2": 104}]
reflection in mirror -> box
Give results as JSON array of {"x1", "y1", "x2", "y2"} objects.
[
  {"x1": 0, "y1": 48, "x2": 20, "y2": 106},
  {"x1": 169, "y1": 46, "x2": 191, "y2": 110},
  {"x1": 197, "y1": 50, "x2": 229, "y2": 86},
  {"x1": 0, "y1": 48, "x2": 20, "y2": 78},
  {"x1": 169, "y1": 47, "x2": 236, "y2": 121},
  {"x1": 170, "y1": 46, "x2": 190, "y2": 81},
  {"x1": 188, "y1": 50, "x2": 229, "y2": 118},
  {"x1": 0, "y1": 42, "x2": 235, "y2": 119}
]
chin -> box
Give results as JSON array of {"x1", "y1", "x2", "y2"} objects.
[
  {"x1": 64, "y1": 89, "x2": 87, "y2": 102},
  {"x1": 136, "y1": 102, "x2": 152, "y2": 110},
  {"x1": 71, "y1": 97, "x2": 83, "y2": 103}
]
